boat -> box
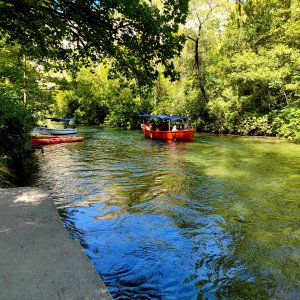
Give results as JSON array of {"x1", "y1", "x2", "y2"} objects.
[
  {"x1": 31, "y1": 134, "x2": 67, "y2": 139},
  {"x1": 32, "y1": 136, "x2": 84, "y2": 146},
  {"x1": 32, "y1": 117, "x2": 78, "y2": 135},
  {"x1": 33, "y1": 127, "x2": 78, "y2": 135},
  {"x1": 139, "y1": 114, "x2": 195, "y2": 141}
]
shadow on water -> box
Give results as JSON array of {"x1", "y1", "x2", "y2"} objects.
[{"x1": 32, "y1": 128, "x2": 300, "y2": 299}]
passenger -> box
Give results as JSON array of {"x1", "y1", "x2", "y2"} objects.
[
  {"x1": 161, "y1": 121, "x2": 168, "y2": 131},
  {"x1": 172, "y1": 125, "x2": 178, "y2": 131},
  {"x1": 183, "y1": 121, "x2": 190, "y2": 130}
]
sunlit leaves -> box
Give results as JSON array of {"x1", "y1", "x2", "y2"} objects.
[{"x1": 0, "y1": 0, "x2": 189, "y2": 85}]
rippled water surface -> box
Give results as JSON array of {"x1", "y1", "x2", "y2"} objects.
[{"x1": 34, "y1": 128, "x2": 300, "y2": 299}]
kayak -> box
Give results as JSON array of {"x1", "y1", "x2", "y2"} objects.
[{"x1": 32, "y1": 136, "x2": 84, "y2": 146}]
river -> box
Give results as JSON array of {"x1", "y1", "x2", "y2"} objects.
[{"x1": 32, "y1": 127, "x2": 300, "y2": 299}]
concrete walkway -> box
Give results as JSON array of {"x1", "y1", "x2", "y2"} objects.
[{"x1": 0, "y1": 187, "x2": 113, "y2": 300}]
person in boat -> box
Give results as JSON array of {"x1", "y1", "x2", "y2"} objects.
[
  {"x1": 145, "y1": 123, "x2": 152, "y2": 130},
  {"x1": 183, "y1": 121, "x2": 190, "y2": 130},
  {"x1": 172, "y1": 125, "x2": 178, "y2": 131},
  {"x1": 161, "y1": 120, "x2": 169, "y2": 131}
]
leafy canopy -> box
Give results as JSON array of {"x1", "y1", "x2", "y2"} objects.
[{"x1": 0, "y1": 0, "x2": 189, "y2": 85}]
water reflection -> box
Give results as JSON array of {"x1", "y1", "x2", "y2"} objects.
[{"x1": 34, "y1": 128, "x2": 300, "y2": 299}]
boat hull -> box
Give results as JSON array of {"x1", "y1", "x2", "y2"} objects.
[
  {"x1": 32, "y1": 136, "x2": 84, "y2": 146},
  {"x1": 31, "y1": 134, "x2": 67, "y2": 139},
  {"x1": 143, "y1": 128, "x2": 195, "y2": 141},
  {"x1": 33, "y1": 127, "x2": 78, "y2": 135}
]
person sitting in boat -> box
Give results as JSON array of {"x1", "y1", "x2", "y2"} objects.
[
  {"x1": 161, "y1": 120, "x2": 168, "y2": 131},
  {"x1": 183, "y1": 121, "x2": 190, "y2": 130},
  {"x1": 151, "y1": 122, "x2": 156, "y2": 130},
  {"x1": 172, "y1": 125, "x2": 178, "y2": 131},
  {"x1": 145, "y1": 123, "x2": 152, "y2": 130}
]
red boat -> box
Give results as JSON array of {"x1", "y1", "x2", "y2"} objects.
[
  {"x1": 32, "y1": 136, "x2": 84, "y2": 146},
  {"x1": 139, "y1": 114, "x2": 195, "y2": 141}
]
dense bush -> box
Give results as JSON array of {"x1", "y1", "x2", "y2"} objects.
[
  {"x1": 0, "y1": 91, "x2": 34, "y2": 185},
  {"x1": 272, "y1": 106, "x2": 300, "y2": 141}
]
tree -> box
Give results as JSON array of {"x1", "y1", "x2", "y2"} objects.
[
  {"x1": 185, "y1": 0, "x2": 214, "y2": 105},
  {"x1": 0, "y1": 0, "x2": 189, "y2": 85},
  {"x1": 0, "y1": 38, "x2": 56, "y2": 184}
]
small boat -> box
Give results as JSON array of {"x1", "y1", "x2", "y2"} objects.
[
  {"x1": 139, "y1": 114, "x2": 195, "y2": 141},
  {"x1": 32, "y1": 127, "x2": 78, "y2": 135},
  {"x1": 32, "y1": 136, "x2": 84, "y2": 146},
  {"x1": 31, "y1": 134, "x2": 67, "y2": 139},
  {"x1": 32, "y1": 117, "x2": 78, "y2": 135},
  {"x1": 38, "y1": 127, "x2": 78, "y2": 135}
]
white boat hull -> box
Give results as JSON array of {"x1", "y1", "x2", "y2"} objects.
[{"x1": 33, "y1": 127, "x2": 78, "y2": 135}]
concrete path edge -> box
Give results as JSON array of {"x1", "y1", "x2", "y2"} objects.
[{"x1": 0, "y1": 187, "x2": 113, "y2": 300}]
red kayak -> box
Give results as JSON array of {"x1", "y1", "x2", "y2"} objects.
[{"x1": 32, "y1": 136, "x2": 84, "y2": 146}]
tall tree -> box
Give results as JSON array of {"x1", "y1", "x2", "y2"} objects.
[
  {"x1": 0, "y1": 0, "x2": 189, "y2": 85},
  {"x1": 183, "y1": 0, "x2": 230, "y2": 105}
]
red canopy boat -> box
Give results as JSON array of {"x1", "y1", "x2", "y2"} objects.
[{"x1": 139, "y1": 114, "x2": 195, "y2": 141}]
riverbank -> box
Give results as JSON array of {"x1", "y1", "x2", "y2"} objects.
[{"x1": 0, "y1": 187, "x2": 112, "y2": 300}]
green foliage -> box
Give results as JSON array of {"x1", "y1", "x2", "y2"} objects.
[
  {"x1": 162, "y1": 0, "x2": 300, "y2": 140},
  {"x1": 0, "y1": 87, "x2": 34, "y2": 185},
  {"x1": 52, "y1": 64, "x2": 153, "y2": 127},
  {"x1": 1, "y1": 0, "x2": 300, "y2": 149},
  {"x1": 0, "y1": 102, "x2": 33, "y2": 160},
  {"x1": 0, "y1": 0, "x2": 189, "y2": 86},
  {"x1": 272, "y1": 106, "x2": 300, "y2": 141},
  {"x1": 227, "y1": 45, "x2": 300, "y2": 112},
  {"x1": 0, "y1": 38, "x2": 55, "y2": 121},
  {"x1": 0, "y1": 38, "x2": 55, "y2": 183},
  {"x1": 0, "y1": 41, "x2": 35, "y2": 155},
  {"x1": 236, "y1": 114, "x2": 273, "y2": 136},
  {"x1": 104, "y1": 89, "x2": 148, "y2": 128}
]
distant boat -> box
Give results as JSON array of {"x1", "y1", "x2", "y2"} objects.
[
  {"x1": 139, "y1": 114, "x2": 195, "y2": 141},
  {"x1": 33, "y1": 127, "x2": 78, "y2": 135},
  {"x1": 32, "y1": 117, "x2": 78, "y2": 135},
  {"x1": 31, "y1": 134, "x2": 66, "y2": 139}
]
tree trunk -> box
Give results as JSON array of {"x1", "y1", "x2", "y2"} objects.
[
  {"x1": 194, "y1": 37, "x2": 209, "y2": 104},
  {"x1": 237, "y1": 0, "x2": 242, "y2": 29},
  {"x1": 23, "y1": 54, "x2": 27, "y2": 109}
]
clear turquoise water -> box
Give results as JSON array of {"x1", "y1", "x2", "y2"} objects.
[{"x1": 34, "y1": 128, "x2": 300, "y2": 299}]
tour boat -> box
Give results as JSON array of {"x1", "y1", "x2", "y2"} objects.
[
  {"x1": 139, "y1": 114, "x2": 195, "y2": 141},
  {"x1": 32, "y1": 136, "x2": 84, "y2": 146}
]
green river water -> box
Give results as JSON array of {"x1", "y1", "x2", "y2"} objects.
[{"x1": 32, "y1": 128, "x2": 300, "y2": 299}]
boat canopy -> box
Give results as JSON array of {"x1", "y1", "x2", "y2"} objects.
[
  {"x1": 139, "y1": 114, "x2": 190, "y2": 121},
  {"x1": 47, "y1": 117, "x2": 76, "y2": 122}
]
